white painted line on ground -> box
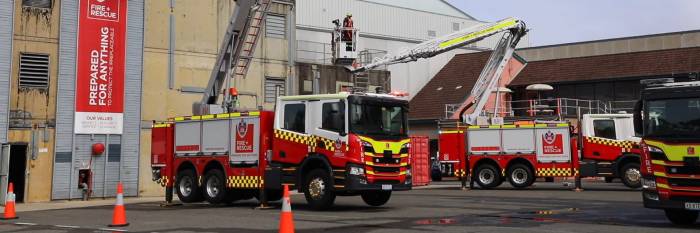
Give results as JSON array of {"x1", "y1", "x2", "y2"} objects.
[
  {"x1": 14, "y1": 222, "x2": 38, "y2": 226},
  {"x1": 53, "y1": 224, "x2": 80, "y2": 228}
]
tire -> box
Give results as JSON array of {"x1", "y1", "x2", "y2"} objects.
[
  {"x1": 664, "y1": 209, "x2": 699, "y2": 225},
  {"x1": 175, "y1": 169, "x2": 203, "y2": 203},
  {"x1": 303, "y1": 169, "x2": 336, "y2": 210},
  {"x1": 620, "y1": 163, "x2": 642, "y2": 189},
  {"x1": 203, "y1": 169, "x2": 228, "y2": 204},
  {"x1": 475, "y1": 164, "x2": 502, "y2": 189},
  {"x1": 507, "y1": 164, "x2": 534, "y2": 189},
  {"x1": 361, "y1": 191, "x2": 392, "y2": 207}
]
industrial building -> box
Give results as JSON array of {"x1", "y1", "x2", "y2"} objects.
[{"x1": 409, "y1": 30, "x2": 700, "y2": 153}]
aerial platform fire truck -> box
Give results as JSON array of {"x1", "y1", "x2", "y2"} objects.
[
  {"x1": 427, "y1": 15, "x2": 643, "y2": 189},
  {"x1": 636, "y1": 79, "x2": 700, "y2": 225}
]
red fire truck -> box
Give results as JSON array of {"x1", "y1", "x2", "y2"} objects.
[
  {"x1": 437, "y1": 113, "x2": 643, "y2": 189},
  {"x1": 636, "y1": 80, "x2": 700, "y2": 225},
  {"x1": 151, "y1": 92, "x2": 412, "y2": 210}
]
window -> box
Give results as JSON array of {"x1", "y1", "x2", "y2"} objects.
[
  {"x1": 283, "y1": 104, "x2": 305, "y2": 133},
  {"x1": 452, "y1": 22, "x2": 460, "y2": 32},
  {"x1": 427, "y1": 30, "x2": 437, "y2": 38},
  {"x1": 23, "y1": 0, "x2": 52, "y2": 8},
  {"x1": 264, "y1": 77, "x2": 285, "y2": 103},
  {"x1": 321, "y1": 101, "x2": 345, "y2": 133},
  {"x1": 593, "y1": 120, "x2": 616, "y2": 140},
  {"x1": 18, "y1": 53, "x2": 50, "y2": 88},
  {"x1": 266, "y1": 14, "x2": 286, "y2": 39}
]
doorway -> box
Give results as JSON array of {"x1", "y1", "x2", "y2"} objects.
[{"x1": 9, "y1": 145, "x2": 27, "y2": 203}]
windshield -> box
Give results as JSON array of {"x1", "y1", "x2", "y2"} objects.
[
  {"x1": 645, "y1": 97, "x2": 700, "y2": 140},
  {"x1": 349, "y1": 103, "x2": 407, "y2": 137}
]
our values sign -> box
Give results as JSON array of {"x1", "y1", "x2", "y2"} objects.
[{"x1": 74, "y1": 0, "x2": 127, "y2": 134}]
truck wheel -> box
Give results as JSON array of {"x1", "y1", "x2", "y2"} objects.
[
  {"x1": 664, "y1": 209, "x2": 699, "y2": 225},
  {"x1": 475, "y1": 164, "x2": 501, "y2": 189},
  {"x1": 203, "y1": 169, "x2": 228, "y2": 204},
  {"x1": 620, "y1": 163, "x2": 642, "y2": 189},
  {"x1": 507, "y1": 164, "x2": 534, "y2": 189},
  {"x1": 175, "y1": 169, "x2": 202, "y2": 203},
  {"x1": 361, "y1": 191, "x2": 392, "y2": 207},
  {"x1": 303, "y1": 169, "x2": 336, "y2": 210}
]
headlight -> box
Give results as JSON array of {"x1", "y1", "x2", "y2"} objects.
[
  {"x1": 400, "y1": 143, "x2": 410, "y2": 154},
  {"x1": 362, "y1": 141, "x2": 374, "y2": 153},
  {"x1": 642, "y1": 178, "x2": 656, "y2": 190},
  {"x1": 350, "y1": 166, "x2": 365, "y2": 176},
  {"x1": 647, "y1": 145, "x2": 666, "y2": 160}
]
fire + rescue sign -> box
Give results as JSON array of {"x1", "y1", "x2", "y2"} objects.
[
  {"x1": 74, "y1": 0, "x2": 127, "y2": 134},
  {"x1": 235, "y1": 119, "x2": 255, "y2": 153},
  {"x1": 535, "y1": 128, "x2": 571, "y2": 163}
]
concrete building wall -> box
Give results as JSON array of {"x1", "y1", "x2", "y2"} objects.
[
  {"x1": 138, "y1": 0, "x2": 294, "y2": 197},
  {"x1": 518, "y1": 30, "x2": 700, "y2": 62},
  {"x1": 7, "y1": 0, "x2": 60, "y2": 202}
]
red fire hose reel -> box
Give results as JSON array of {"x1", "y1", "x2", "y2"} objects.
[{"x1": 92, "y1": 143, "x2": 105, "y2": 156}]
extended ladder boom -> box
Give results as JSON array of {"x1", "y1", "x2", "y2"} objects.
[
  {"x1": 196, "y1": 0, "x2": 271, "y2": 115},
  {"x1": 348, "y1": 18, "x2": 526, "y2": 73}
]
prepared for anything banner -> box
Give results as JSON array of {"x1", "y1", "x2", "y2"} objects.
[{"x1": 74, "y1": 0, "x2": 127, "y2": 134}]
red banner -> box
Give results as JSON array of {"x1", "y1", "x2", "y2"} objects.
[{"x1": 74, "y1": 0, "x2": 127, "y2": 134}]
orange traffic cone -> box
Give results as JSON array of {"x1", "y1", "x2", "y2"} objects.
[
  {"x1": 108, "y1": 182, "x2": 129, "y2": 227},
  {"x1": 1, "y1": 183, "x2": 18, "y2": 220},
  {"x1": 279, "y1": 184, "x2": 295, "y2": 233}
]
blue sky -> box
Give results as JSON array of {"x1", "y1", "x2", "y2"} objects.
[{"x1": 446, "y1": 0, "x2": 700, "y2": 46}]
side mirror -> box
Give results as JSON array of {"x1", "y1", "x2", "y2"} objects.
[
  {"x1": 339, "y1": 131, "x2": 347, "y2": 137},
  {"x1": 633, "y1": 100, "x2": 643, "y2": 135}
]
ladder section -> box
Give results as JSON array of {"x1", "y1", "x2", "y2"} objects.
[
  {"x1": 232, "y1": 0, "x2": 271, "y2": 79},
  {"x1": 353, "y1": 73, "x2": 370, "y2": 92}
]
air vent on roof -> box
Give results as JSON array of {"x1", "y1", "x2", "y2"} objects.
[
  {"x1": 436, "y1": 87, "x2": 443, "y2": 91},
  {"x1": 455, "y1": 85, "x2": 462, "y2": 89},
  {"x1": 19, "y1": 53, "x2": 50, "y2": 88}
]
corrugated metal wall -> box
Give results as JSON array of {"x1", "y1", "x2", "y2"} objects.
[
  {"x1": 297, "y1": 0, "x2": 480, "y2": 41},
  {"x1": 0, "y1": 0, "x2": 13, "y2": 143},
  {"x1": 53, "y1": 0, "x2": 144, "y2": 199},
  {"x1": 53, "y1": 0, "x2": 79, "y2": 200}
]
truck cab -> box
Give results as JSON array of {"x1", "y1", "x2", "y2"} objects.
[
  {"x1": 271, "y1": 92, "x2": 411, "y2": 209},
  {"x1": 637, "y1": 80, "x2": 700, "y2": 225},
  {"x1": 580, "y1": 114, "x2": 642, "y2": 188}
]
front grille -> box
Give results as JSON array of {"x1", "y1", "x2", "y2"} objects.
[
  {"x1": 668, "y1": 178, "x2": 700, "y2": 188},
  {"x1": 670, "y1": 196, "x2": 700, "y2": 202},
  {"x1": 371, "y1": 156, "x2": 401, "y2": 164},
  {"x1": 374, "y1": 180, "x2": 400, "y2": 185},
  {"x1": 373, "y1": 166, "x2": 400, "y2": 173},
  {"x1": 666, "y1": 166, "x2": 700, "y2": 175}
]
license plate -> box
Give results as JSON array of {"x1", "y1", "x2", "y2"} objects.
[
  {"x1": 685, "y1": 202, "x2": 700, "y2": 210},
  {"x1": 381, "y1": 184, "x2": 392, "y2": 190}
]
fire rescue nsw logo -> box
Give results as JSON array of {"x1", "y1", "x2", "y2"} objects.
[
  {"x1": 542, "y1": 131, "x2": 564, "y2": 155},
  {"x1": 333, "y1": 138, "x2": 345, "y2": 157},
  {"x1": 235, "y1": 119, "x2": 254, "y2": 153}
]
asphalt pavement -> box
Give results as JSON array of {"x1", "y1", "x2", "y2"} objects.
[{"x1": 1, "y1": 181, "x2": 698, "y2": 233}]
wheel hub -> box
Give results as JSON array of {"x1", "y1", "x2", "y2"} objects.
[
  {"x1": 479, "y1": 169, "x2": 495, "y2": 184},
  {"x1": 512, "y1": 168, "x2": 528, "y2": 184},
  {"x1": 626, "y1": 168, "x2": 641, "y2": 183},
  {"x1": 308, "y1": 178, "x2": 325, "y2": 200},
  {"x1": 206, "y1": 176, "x2": 221, "y2": 198},
  {"x1": 179, "y1": 177, "x2": 193, "y2": 197}
]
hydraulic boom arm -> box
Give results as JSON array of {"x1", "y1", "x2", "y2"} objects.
[{"x1": 349, "y1": 17, "x2": 527, "y2": 125}]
